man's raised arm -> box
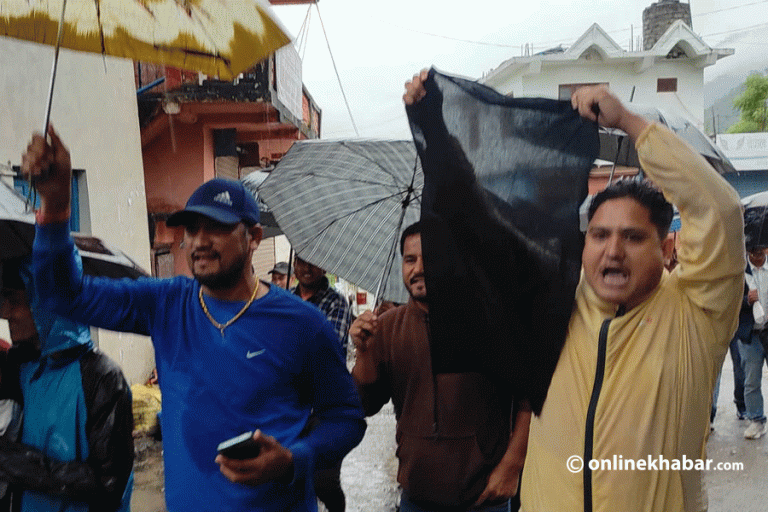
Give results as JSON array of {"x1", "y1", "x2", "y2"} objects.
[{"x1": 573, "y1": 85, "x2": 744, "y2": 318}]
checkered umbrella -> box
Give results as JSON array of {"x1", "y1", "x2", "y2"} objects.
[
  {"x1": 258, "y1": 139, "x2": 423, "y2": 304},
  {"x1": 241, "y1": 170, "x2": 283, "y2": 239}
]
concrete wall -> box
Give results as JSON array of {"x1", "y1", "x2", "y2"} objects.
[
  {"x1": 142, "y1": 117, "x2": 207, "y2": 277},
  {"x1": 497, "y1": 58, "x2": 706, "y2": 125},
  {"x1": 1, "y1": 39, "x2": 155, "y2": 384}
]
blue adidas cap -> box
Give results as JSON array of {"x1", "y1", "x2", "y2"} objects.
[{"x1": 166, "y1": 178, "x2": 260, "y2": 227}]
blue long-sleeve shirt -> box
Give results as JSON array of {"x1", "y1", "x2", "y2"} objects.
[{"x1": 33, "y1": 222, "x2": 366, "y2": 512}]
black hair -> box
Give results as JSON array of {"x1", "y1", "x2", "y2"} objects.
[
  {"x1": 588, "y1": 179, "x2": 673, "y2": 239},
  {"x1": 400, "y1": 221, "x2": 423, "y2": 256}
]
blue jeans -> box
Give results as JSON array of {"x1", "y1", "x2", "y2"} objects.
[
  {"x1": 399, "y1": 491, "x2": 511, "y2": 512},
  {"x1": 731, "y1": 337, "x2": 747, "y2": 415},
  {"x1": 712, "y1": 338, "x2": 746, "y2": 421},
  {"x1": 739, "y1": 333, "x2": 768, "y2": 422}
]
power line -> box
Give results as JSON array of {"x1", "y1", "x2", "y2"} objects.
[
  {"x1": 693, "y1": 0, "x2": 768, "y2": 19},
  {"x1": 314, "y1": 2, "x2": 359, "y2": 137},
  {"x1": 321, "y1": 109, "x2": 409, "y2": 138},
  {"x1": 372, "y1": 20, "x2": 519, "y2": 48},
  {"x1": 701, "y1": 21, "x2": 768, "y2": 41},
  {"x1": 303, "y1": 1, "x2": 768, "y2": 138},
  {"x1": 357, "y1": 0, "x2": 768, "y2": 54}
]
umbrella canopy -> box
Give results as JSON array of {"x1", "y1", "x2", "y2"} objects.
[
  {"x1": 742, "y1": 190, "x2": 768, "y2": 250},
  {"x1": 258, "y1": 139, "x2": 422, "y2": 304},
  {"x1": 740, "y1": 192, "x2": 768, "y2": 249},
  {"x1": 599, "y1": 103, "x2": 736, "y2": 175},
  {"x1": 744, "y1": 207, "x2": 768, "y2": 249},
  {"x1": 0, "y1": 0, "x2": 291, "y2": 80},
  {"x1": 741, "y1": 190, "x2": 768, "y2": 209},
  {"x1": 0, "y1": 179, "x2": 32, "y2": 260},
  {"x1": 1, "y1": 181, "x2": 146, "y2": 278}
]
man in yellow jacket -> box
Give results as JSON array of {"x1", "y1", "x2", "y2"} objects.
[{"x1": 520, "y1": 87, "x2": 744, "y2": 511}]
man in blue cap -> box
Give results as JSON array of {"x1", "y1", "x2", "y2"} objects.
[{"x1": 21, "y1": 127, "x2": 366, "y2": 512}]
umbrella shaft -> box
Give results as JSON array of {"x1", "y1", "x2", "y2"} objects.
[
  {"x1": 43, "y1": 0, "x2": 68, "y2": 134},
  {"x1": 29, "y1": 0, "x2": 68, "y2": 208}
]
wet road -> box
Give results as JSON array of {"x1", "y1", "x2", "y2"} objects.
[
  {"x1": 337, "y1": 401, "x2": 400, "y2": 512},
  {"x1": 705, "y1": 351, "x2": 768, "y2": 512},
  {"x1": 133, "y1": 352, "x2": 767, "y2": 511},
  {"x1": 131, "y1": 401, "x2": 400, "y2": 512},
  {"x1": 342, "y1": 355, "x2": 768, "y2": 512}
]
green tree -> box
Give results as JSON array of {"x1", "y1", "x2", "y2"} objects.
[{"x1": 727, "y1": 73, "x2": 768, "y2": 133}]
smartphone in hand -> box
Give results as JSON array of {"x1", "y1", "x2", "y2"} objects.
[{"x1": 217, "y1": 431, "x2": 261, "y2": 460}]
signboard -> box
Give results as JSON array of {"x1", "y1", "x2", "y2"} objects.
[
  {"x1": 717, "y1": 133, "x2": 768, "y2": 171},
  {"x1": 275, "y1": 44, "x2": 303, "y2": 123}
]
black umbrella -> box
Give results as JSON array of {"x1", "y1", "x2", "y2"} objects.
[
  {"x1": 599, "y1": 103, "x2": 736, "y2": 175},
  {"x1": 1, "y1": 181, "x2": 147, "y2": 279},
  {"x1": 740, "y1": 192, "x2": 768, "y2": 250},
  {"x1": 1, "y1": 179, "x2": 35, "y2": 260},
  {"x1": 407, "y1": 68, "x2": 599, "y2": 414}
]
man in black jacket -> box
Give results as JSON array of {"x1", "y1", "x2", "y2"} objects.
[
  {"x1": 739, "y1": 245, "x2": 768, "y2": 439},
  {"x1": 0, "y1": 258, "x2": 134, "y2": 512}
]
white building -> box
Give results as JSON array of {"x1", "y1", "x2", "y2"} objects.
[
  {"x1": 481, "y1": 20, "x2": 733, "y2": 130},
  {"x1": 1, "y1": 38, "x2": 154, "y2": 384}
]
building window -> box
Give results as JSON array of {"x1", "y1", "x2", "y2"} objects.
[
  {"x1": 657, "y1": 78, "x2": 678, "y2": 93},
  {"x1": 13, "y1": 168, "x2": 82, "y2": 232},
  {"x1": 154, "y1": 248, "x2": 174, "y2": 278},
  {"x1": 559, "y1": 83, "x2": 609, "y2": 101}
]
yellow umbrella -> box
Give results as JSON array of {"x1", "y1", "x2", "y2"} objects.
[
  {"x1": 0, "y1": 0, "x2": 291, "y2": 80},
  {"x1": 1, "y1": 0, "x2": 291, "y2": 196}
]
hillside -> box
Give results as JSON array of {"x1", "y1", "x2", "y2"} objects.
[{"x1": 703, "y1": 24, "x2": 768, "y2": 135}]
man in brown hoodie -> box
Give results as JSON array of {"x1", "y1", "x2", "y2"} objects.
[{"x1": 351, "y1": 222, "x2": 531, "y2": 512}]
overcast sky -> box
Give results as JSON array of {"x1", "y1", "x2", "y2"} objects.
[{"x1": 271, "y1": 0, "x2": 768, "y2": 140}]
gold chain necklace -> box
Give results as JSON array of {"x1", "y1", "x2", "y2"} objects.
[{"x1": 198, "y1": 282, "x2": 259, "y2": 336}]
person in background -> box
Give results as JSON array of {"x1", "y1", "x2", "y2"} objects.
[
  {"x1": 268, "y1": 262, "x2": 289, "y2": 289},
  {"x1": 710, "y1": 337, "x2": 746, "y2": 431},
  {"x1": 352, "y1": 222, "x2": 531, "y2": 512},
  {"x1": 22, "y1": 128, "x2": 366, "y2": 512},
  {"x1": 739, "y1": 244, "x2": 768, "y2": 439},
  {"x1": 292, "y1": 256, "x2": 353, "y2": 351},
  {"x1": 0, "y1": 258, "x2": 134, "y2": 512},
  {"x1": 711, "y1": 241, "x2": 752, "y2": 429},
  {"x1": 291, "y1": 255, "x2": 354, "y2": 512},
  {"x1": 0, "y1": 261, "x2": 28, "y2": 512}
]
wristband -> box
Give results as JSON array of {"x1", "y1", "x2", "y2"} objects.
[{"x1": 35, "y1": 207, "x2": 71, "y2": 225}]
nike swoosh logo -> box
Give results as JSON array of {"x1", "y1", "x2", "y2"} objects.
[{"x1": 246, "y1": 349, "x2": 266, "y2": 359}]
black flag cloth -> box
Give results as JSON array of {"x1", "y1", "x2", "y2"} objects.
[{"x1": 406, "y1": 69, "x2": 599, "y2": 414}]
